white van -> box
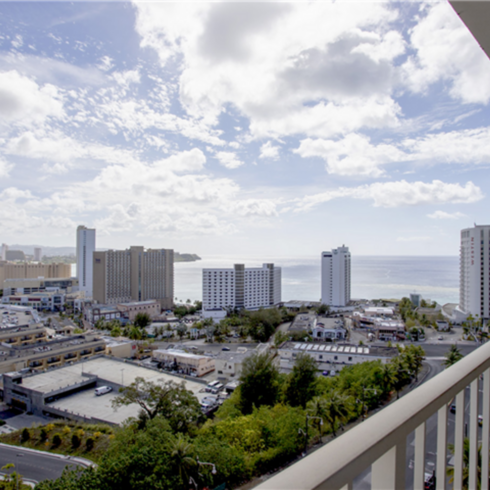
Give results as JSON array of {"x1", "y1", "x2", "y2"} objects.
[{"x1": 95, "y1": 386, "x2": 112, "y2": 396}]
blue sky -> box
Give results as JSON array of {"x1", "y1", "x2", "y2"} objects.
[{"x1": 1, "y1": 1, "x2": 490, "y2": 258}]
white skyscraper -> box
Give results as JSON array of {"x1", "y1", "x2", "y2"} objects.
[
  {"x1": 321, "y1": 245, "x2": 351, "y2": 307},
  {"x1": 459, "y1": 225, "x2": 490, "y2": 320},
  {"x1": 76, "y1": 225, "x2": 96, "y2": 298},
  {"x1": 33, "y1": 247, "x2": 42, "y2": 262},
  {"x1": 203, "y1": 263, "x2": 281, "y2": 314}
]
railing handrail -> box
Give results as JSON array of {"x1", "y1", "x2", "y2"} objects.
[{"x1": 255, "y1": 342, "x2": 490, "y2": 490}]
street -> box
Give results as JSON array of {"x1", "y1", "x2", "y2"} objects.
[{"x1": 0, "y1": 443, "x2": 92, "y2": 484}]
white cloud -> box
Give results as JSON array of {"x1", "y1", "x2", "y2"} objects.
[
  {"x1": 0, "y1": 70, "x2": 64, "y2": 125},
  {"x1": 427, "y1": 210, "x2": 466, "y2": 220},
  {"x1": 215, "y1": 151, "x2": 244, "y2": 169},
  {"x1": 0, "y1": 158, "x2": 13, "y2": 177},
  {"x1": 296, "y1": 180, "x2": 483, "y2": 211},
  {"x1": 402, "y1": 2, "x2": 490, "y2": 104},
  {"x1": 41, "y1": 162, "x2": 69, "y2": 175},
  {"x1": 11, "y1": 35, "x2": 23, "y2": 49},
  {"x1": 259, "y1": 141, "x2": 280, "y2": 160},
  {"x1": 295, "y1": 134, "x2": 407, "y2": 177},
  {"x1": 134, "y1": 2, "x2": 403, "y2": 139},
  {"x1": 155, "y1": 148, "x2": 206, "y2": 173},
  {"x1": 231, "y1": 199, "x2": 278, "y2": 217}
]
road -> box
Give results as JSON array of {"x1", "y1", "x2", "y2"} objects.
[{"x1": 0, "y1": 443, "x2": 91, "y2": 484}]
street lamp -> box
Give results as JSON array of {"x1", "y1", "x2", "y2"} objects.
[
  {"x1": 196, "y1": 457, "x2": 217, "y2": 475},
  {"x1": 298, "y1": 415, "x2": 323, "y2": 456}
]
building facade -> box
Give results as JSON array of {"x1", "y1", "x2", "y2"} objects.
[
  {"x1": 459, "y1": 224, "x2": 490, "y2": 320},
  {"x1": 321, "y1": 245, "x2": 351, "y2": 307},
  {"x1": 93, "y1": 246, "x2": 173, "y2": 310},
  {"x1": 76, "y1": 225, "x2": 96, "y2": 298},
  {"x1": 0, "y1": 261, "x2": 72, "y2": 290},
  {"x1": 202, "y1": 263, "x2": 281, "y2": 314}
]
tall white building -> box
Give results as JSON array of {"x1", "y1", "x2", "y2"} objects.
[
  {"x1": 33, "y1": 247, "x2": 42, "y2": 262},
  {"x1": 321, "y1": 245, "x2": 351, "y2": 307},
  {"x1": 203, "y1": 263, "x2": 281, "y2": 315},
  {"x1": 459, "y1": 225, "x2": 490, "y2": 320},
  {"x1": 76, "y1": 225, "x2": 96, "y2": 298},
  {"x1": 1, "y1": 244, "x2": 8, "y2": 261}
]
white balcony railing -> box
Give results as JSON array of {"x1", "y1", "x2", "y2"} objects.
[{"x1": 255, "y1": 342, "x2": 490, "y2": 490}]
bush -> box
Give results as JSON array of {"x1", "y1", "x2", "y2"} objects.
[
  {"x1": 85, "y1": 437, "x2": 94, "y2": 451},
  {"x1": 0, "y1": 420, "x2": 6, "y2": 427},
  {"x1": 62, "y1": 426, "x2": 71, "y2": 435},
  {"x1": 40, "y1": 428, "x2": 48, "y2": 442},
  {"x1": 52, "y1": 433, "x2": 62, "y2": 447},
  {"x1": 21, "y1": 428, "x2": 30, "y2": 443},
  {"x1": 71, "y1": 434, "x2": 81, "y2": 448}
]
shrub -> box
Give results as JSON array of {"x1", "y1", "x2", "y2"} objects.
[
  {"x1": 46, "y1": 423, "x2": 55, "y2": 432},
  {"x1": 21, "y1": 428, "x2": 30, "y2": 443},
  {"x1": 62, "y1": 426, "x2": 72, "y2": 435},
  {"x1": 85, "y1": 437, "x2": 94, "y2": 451},
  {"x1": 71, "y1": 434, "x2": 81, "y2": 448},
  {"x1": 52, "y1": 433, "x2": 62, "y2": 447},
  {"x1": 76, "y1": 429, "x2": 85, "y2": 438},
  {"x1": 0, "y1": 420, "x2": 6, "y2": 427},
  {"x1": 94, "y1": 431, "x2": 102, "y2": 439},
  {"x1": 40, "y1": 428, "x2": 48, "y2": 442}
]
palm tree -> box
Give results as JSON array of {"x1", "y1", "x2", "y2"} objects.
[
  {"x1": 444, "y1": 344, "x2": 464, "y2": 368},
  {"x1": 307, "y1": 396, "x2": 328, "y2": 439},
  {"x1": 446, "y1": 438, "x2": 484, "y2": 490},
  {"x1": 378, "y1": 363, "x2": 397, "y2": 396},
  {"x1": 324, "y1": 392, "x2": 353, "y2": 437},
  {"x1": 170, "y1": 434, "x2": 196, "y2": 488}
]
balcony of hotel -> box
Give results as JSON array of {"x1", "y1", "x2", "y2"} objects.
[{"x1": 256, "y1": 341, "x2": 490, "y2": 490}]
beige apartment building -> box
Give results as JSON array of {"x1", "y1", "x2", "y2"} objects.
[
  {"x1": 0, "y1": 261, "x2": 72, "y2": 289},
  {"x1": 93, "y1": 246, "x2": 174, "y2": 310}
]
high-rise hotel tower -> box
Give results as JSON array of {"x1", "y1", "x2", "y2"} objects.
[
  {"x1": 76, "y1": 225, "x2": 96, "y2": 298},
  {"x1": 459, "y1": 225, "x2": 490, "y2": 320},
  {"x1": 321, "y1": 245, "x2": 351, "y2": 307},
  {"x1": 93, "y1": 246, "x2": 174, "y2": 310}
]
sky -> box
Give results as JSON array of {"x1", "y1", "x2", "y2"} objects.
[{"x1": 1, "y1": 0, "x2": 490, "y2": 258}]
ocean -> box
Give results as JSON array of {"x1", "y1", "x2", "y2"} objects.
[{"x1": 174, "y1": 255, "x2": 459, "y2": 305}]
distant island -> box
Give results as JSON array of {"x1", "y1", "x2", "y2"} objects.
[{"x1": 174, "y1": 253, "x2": 201, "y2": 262}]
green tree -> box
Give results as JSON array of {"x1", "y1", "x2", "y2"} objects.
[
  {"x1": 170, "y1": 434, "x2": 196, "y2": 489},
  {"x1": 285, "y1": 353, "x2": 318, "y2": 408},
  {"x1": 112, "y1": 377, "x2": 202, "y2": 432},
  {"x1": 377, "y1": 362, "x2": 397, "y2": 396},
  {"x1": 239, "y1": 352, "x2": 280, "y2": 414},
  {"x1": 306, "y1": 396, "x2": 329, "y2": 438},
  {"x1": 444, "y1": 344, "x2": 464, "y2": 368},
  {"x1": 134, "y1": 312, "x2": 151, "y2": 329},
  {"x1": 446, "y1": 438, "x2": 483, "y2": 490},
  {"x1": 324, "y1": 392, "x2": 353, "y2": 437}
]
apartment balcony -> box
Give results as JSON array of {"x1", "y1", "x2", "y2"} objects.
[{"x1": 256, "y1": 341, "x2": 490, "y2": 490}]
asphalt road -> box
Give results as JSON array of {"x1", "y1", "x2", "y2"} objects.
[{"x1": 0, "y1": 444, "x2": 90, "y2": 484}]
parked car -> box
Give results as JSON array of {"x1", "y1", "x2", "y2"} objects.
[
  {"x1": 221, "y1": 347, "x2": 230, "y2": 351},
  {"x1": 449, "y1": 403, "x2": 456, "y2": 413},
  {"x1": 424, "y1": 472, "x2": 436, "y2": 490},
  {"x1": 438, "y1": 336, "x2": 443, "y2": 340},
  {"x1": 479, "y1": 414, "x2": 483, "y2": 426},
  {"x1": 322, "y1": 370, "x2": 330, "y2": 376},
  {"x1": 95, "y1": 386, "x2": 112, "y2": 396}
]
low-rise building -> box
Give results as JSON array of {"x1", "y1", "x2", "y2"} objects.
[
  {"x1": 0, "y1": 333, "x2": 106, "y2": 374},
  {"x1": 84, "y1": 305, "x2": 122, "y2": 325},
  {"x1": 3, "y1": 277, "x2": 78, "y2": 295},
  {"x1": 290, "y1": 313, "x2": 317, "y2": 332},
  {"x1": 153, "y1": 349, "x2": 215, "y2": 377},
  {"x1": 278, "y1": 342, "x2": 397, "y2": 372},
  {"x1": 1, "y1": 291, "x2": 65, "y2": 312},
  {"x1": 2, "y1": 356, "x2": 208, "y2": 424},
  {"x1": 215, "y1": 349, "x2": 253, "y2": 377},
  {"x1": 116, "y1": 300, "x2": 160, "y2": 321}
]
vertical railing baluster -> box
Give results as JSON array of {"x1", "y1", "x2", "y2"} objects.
[
  {"x1": 340, "y1": 482, "x2": 353, "y2": 490},
  {"x1": 482, "y1": 368, "x2": 490, "y2": 490},
  {"x1": 454, "y1": 390, "x2": 466, "y2": 490},
  {"x1": 414, "y1": 422, "x2": 426, "y2": 490},
  {"x1": 437, "y1": 405, "x2": 448, "y2": 490},
  {"x1": 469, "y1": 378, "x2": 479, "y2": 490},
  {"x1": 372, "y1": 440, "x2": 406, "y2": 490}
]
